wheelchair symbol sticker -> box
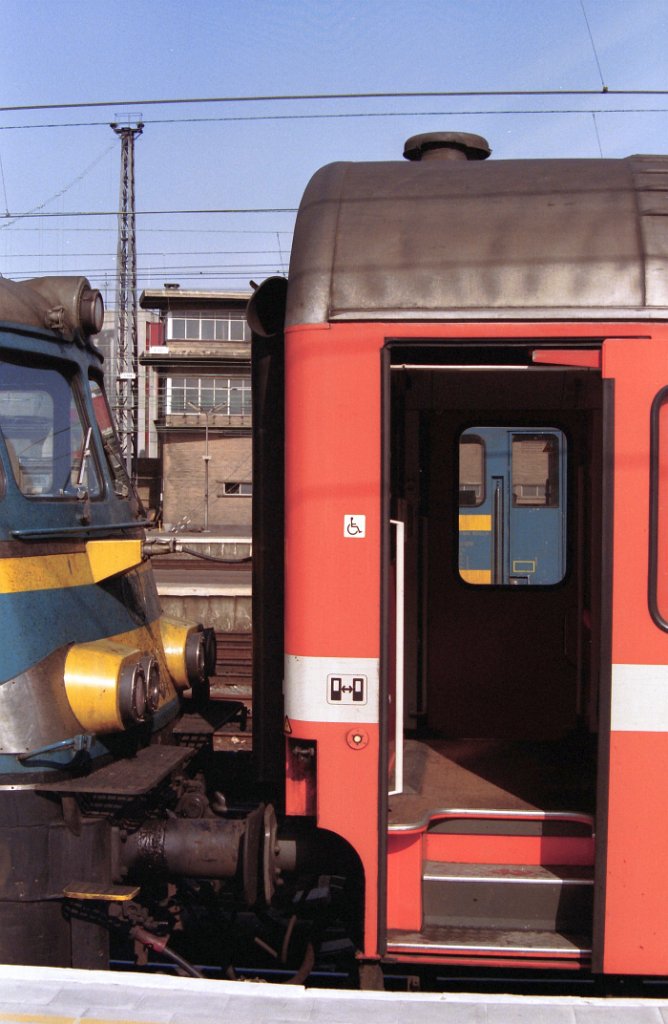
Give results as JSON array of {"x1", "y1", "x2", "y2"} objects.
[{"x1": 344, "y1": 515, "x2": 366, "y2": 538}]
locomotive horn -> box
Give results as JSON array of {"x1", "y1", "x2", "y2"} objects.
[{"x1": 246, "y1": 275, "x2": 288, "y2": 337}]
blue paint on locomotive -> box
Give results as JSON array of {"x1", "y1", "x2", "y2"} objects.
[
  {"x1": 0, "y1": 302, "x2": 179, "y2": 766},
  {"x1": 0, "y1": 570, "x2": 162, "y2": 683}
]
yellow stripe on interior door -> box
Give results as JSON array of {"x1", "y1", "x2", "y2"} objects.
[
  {"x1": 458, "y1": 514, "x2": 492, "y2": 532},
  {"x1": 460, "y1": 568, "x2": 492, "y2": 584}
]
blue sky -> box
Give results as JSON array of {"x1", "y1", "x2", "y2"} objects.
[{"x1": 1, "y1": 0, "x2": 667, "y2": 299}]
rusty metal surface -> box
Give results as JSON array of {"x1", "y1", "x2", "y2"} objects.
[
  {"x1": 287, "y1": 155, "x2": 668, "y2": 326},
  {"x1": 210, "y1": 631, "x2": 253, "y2": 750},
  {"x1": 34, "y1": 744, "x2": 192, "y2": 796},
  {"x1": 0, "y1": 276, "x2": 101, "y2": 340},
  {"x1": 213, "y1": 630, "x2": 252, "y2": 684},
  {"x1": 172, "y1": 702, "x2": 244, "y2": 737},
  {"x1": 212, "y1": 731, "x2": 252, "y2": 753}
]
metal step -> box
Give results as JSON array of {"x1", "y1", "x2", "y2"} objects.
[
  {"x1": 387, "y1": 924, "x2": 591, "y2": 960},
  {"x1": 423, "y1": 860, "x2": 593, "y2": 931}
]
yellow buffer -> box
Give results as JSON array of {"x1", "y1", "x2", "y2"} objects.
[
  {"x1": 159, "y1": 617, "x2": 200, "y2": 691},
  {"x1": 64, "y1": 639, "x2": 143, "y2": 732}
]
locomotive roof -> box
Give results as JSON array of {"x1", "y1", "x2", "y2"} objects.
[
  {"x1": 286, "y1": 154, "x2": 668, "y2": 325},
  {"x1": 0, "y1": 276, "x2": 103, "y2": 346}
]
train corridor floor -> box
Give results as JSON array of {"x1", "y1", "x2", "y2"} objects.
[{"x1": 388, "y1": 736, "x2": 596, "y2": 829}]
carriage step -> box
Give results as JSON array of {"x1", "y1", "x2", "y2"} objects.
[
  {"x1": 387, "y1": 924, "x2": 591, "y2": 960},
  {"x1": 423, "y1": 861, "x2": 593, "y2": 932}
]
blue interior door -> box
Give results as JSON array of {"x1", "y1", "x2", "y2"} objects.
[{"x1": 459, "y1": 427, "x2": 566, "y2": 586}]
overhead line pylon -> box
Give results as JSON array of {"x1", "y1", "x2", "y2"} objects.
[{"x1": 110, "y1": 117, "x2": 143, "y2": 477}]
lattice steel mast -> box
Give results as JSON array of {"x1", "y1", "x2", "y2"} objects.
[{"x1": 110, "y1": 119, "x2": 143, "y2": 476}]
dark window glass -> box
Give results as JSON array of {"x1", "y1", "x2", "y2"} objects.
[
  {"x1": 0, "y1": 360, "x2": 101, "y2": 499},
  {"x1": 89, "y1": 379, "x2": 131, "y2": 498},
  {"x1": 459, "y1": 435, "x2": 485, "y2": 507},
  {"x1": 512, "y1": 433, "x2": 560, "y2": 507}
]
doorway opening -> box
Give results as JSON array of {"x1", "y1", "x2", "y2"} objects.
[{"x1": 384, "y1": 342, "x2": 605, "y2": 963}]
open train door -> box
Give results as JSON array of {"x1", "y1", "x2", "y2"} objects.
[
  {"x1": 595, "y1": 329, "x2": 668, "y2": 976},
  {"x1": 384, "y1": 343, "x2": 603, "y2": 968}
]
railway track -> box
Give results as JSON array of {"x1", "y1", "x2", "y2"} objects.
[
  {"x1": 154, "y1": 556, "x2": 251, "y2": 572},
  {"x1": 210, "y1": 629, "x2": 253, "y2": 751}
]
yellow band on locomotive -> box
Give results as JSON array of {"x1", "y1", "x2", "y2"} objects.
[{"x1": 0, "y1": 540, "x2": 144, "y2": 595}]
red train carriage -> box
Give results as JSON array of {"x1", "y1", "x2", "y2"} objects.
[{"x1": 250, "y1": 132, "x2": 668, "y2": 977}]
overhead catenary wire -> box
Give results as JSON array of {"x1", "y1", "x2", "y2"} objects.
[
  {"x1": 3, "y1": 73, "x2": 666, "y2": 286},
  {"x1": 2, "y1": 208, "x2": 296, "y2": 219},
  {"x1": 3, "y1": 88, "x2": 668, "y2": 116},
  {"x1": 5, "y1": 226, "x2": 293, "y2": 233},
  {"x1": 1, "y1": 249, "x2": 288, "y2": 258},
  {"x1": 0, "y1": 150, "x2": 9, "y2": 216},
  {"x1": 2, "y1": 106, "x2": 668, "y2": 132},
  {"x1": 9, "y1": 265, "x2": 284, "y2": 279},
  {"x1": 579, "y1": 0, "x2": 608, "y2": 93},
  {"x1": 591, "y1": 112, "x2": 603, "y2": 158}
]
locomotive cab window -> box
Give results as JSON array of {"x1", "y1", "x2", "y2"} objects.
[
  {"x1": 458, "y1": 427, "x2": 566, "y2": 586},
  {"x1": 89, "y1": 378, "x2": 131, "y2": 499},
  {"x1": 0, "y1": 360, "x2": 101, "y2": 500}
]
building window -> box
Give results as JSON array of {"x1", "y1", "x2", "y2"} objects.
[
  {"x1": 167, "y1": 315, "x2": 250, "y2": 343},
  {"x1": 166, "y1": 375, "x2": 251, "y2": 416},
  {"x1": 220, "y1": 481, "x2": 252, "y2": 497}
]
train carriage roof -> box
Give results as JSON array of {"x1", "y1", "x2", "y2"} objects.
[{"x1": 285, "y1": 154, "x2": 668, "y2": 325}]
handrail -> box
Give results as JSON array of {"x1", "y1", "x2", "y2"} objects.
[
  {"x1": 389, "y1": 519, "x2": 405, "y2": 796},
  {"x1": 12, "y1": 519, "x2": 150, "y2": 540},
  {"x1": 648, "y1": 385, "x2": 668, "y2": 631},
  {"x1": 388, "y1": 807, "x2": 596, "y2": 835}
]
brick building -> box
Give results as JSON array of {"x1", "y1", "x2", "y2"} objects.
[{"x1": 139, "y1": 286, "x2": 252, "y2": 531}]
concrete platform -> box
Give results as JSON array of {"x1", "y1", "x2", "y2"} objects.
[
  {"x1": 149, "y1": 530, "x2": 252, "y2": 632},
  {"x1": 1, "y1": 965, "x2": 668, "y2": 1024},
  {"x1": 153, "y1": 566, "x2": 251, "y2": 597}
]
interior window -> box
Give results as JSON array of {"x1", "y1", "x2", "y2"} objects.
[
  {"x1": 459, "y1": 435, "x2": 485, "y2": 507},
  {"x1": 512, "y1": 433, "x2": 560, "y2": 507}
]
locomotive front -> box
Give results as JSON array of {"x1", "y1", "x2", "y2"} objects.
[{"x1": 0, "y1": 277, "x2": 259, "y2": 969}]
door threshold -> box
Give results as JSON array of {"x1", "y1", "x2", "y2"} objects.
[{"x1": 387, "y1": 926, "x2": 591, "y2": 960}]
